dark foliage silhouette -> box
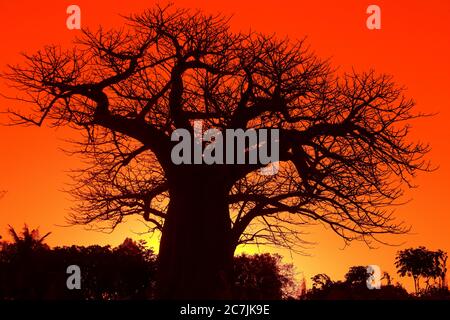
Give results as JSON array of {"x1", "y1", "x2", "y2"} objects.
[
  {"x1": 396, "y1": 247, "x2": 448, "y2": 294},
  {"x1": 233, "y1": 253, "x2": 298, "y2": 300},
  {"x1": 1, "y1": 226, "x2": 448, "y2": 300},
  {"x1": 0, "y1": 228, "x2": 157, "y2": 299},
  {"x1": 0, "y1": 227, "x2": 296, "y2": 300},
  {"x1": 344, "y1": 266, "x2": 369, "y2": 287},
  {"x1": 0, "y1": 225, "x2": 52, "y2": 299},
  {"x1": 306, "y1": 267, "x2": 410, "y2": 300},
  {"x1": 310, "y1": 273, "x2": 333, "y2": 291},
  {"x1": 50, "y1": 239, "x2": 158, "y2": 299},
  {"x1": 2, "y1": 4, "x2": 431, "y2": 298}
]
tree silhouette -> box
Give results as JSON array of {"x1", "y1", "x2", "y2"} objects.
[
  {"x1": 0, "y1": 225, "x2": 52, "y2": 299},
  {"x1": 381, "y1": 271, "x2": 393, "y2": 286},
  {"x1": 7, "y1": 224, "x2": 51, "y2": 252},
  {"x1": 50, "y1": 238, "x2": 158, "y2": 299},
  {"x1": 233, "y1": 253, "x2": 297, "y2": 299},
  {"x1": 2, "y1": 4, "x2": 431, "y2": 298},
  {"x1": 307, "y1": 267, "x2": 410, "y2": 300},
  {"x1": 311, "y1": 273, "x2": 333, "y2": 291},
  {"x1": 0, "y1": 231, "x2": 158, "y2": 300},
  {"x1": 395, "y1": 247, "x2": 448, "y2": 294},
  {"x1": 344, "y1": 266, "x2": 368, "y2": 287}
]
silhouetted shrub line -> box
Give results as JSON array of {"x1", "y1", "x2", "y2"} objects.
[
  {"x1": 0, "y1": 226, "x2": 297, "y2": 300},
  {"x1": 1, "y1": 226, "x2": 448, "y2": 300}
]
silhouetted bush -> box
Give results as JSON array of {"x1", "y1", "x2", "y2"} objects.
[
  {"x1": 2, "y1": 226, "x2": 449, "y2": 300},
  {"x1": 306, "y1": 267, "x2": 411, "y2": 300},
  {"x1": 0, "y1": 226, "x2": 297, "y2": 300},
  {"x1": 233, "y1": 253, "x2": 298, "y2": 300},
  {"x1": 0, "y1": 230, "x2": 157, "y2": 300}
]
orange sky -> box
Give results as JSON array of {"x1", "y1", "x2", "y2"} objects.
[{"x1": 0, "y1": 0, "x2": 449, "y2": 291}]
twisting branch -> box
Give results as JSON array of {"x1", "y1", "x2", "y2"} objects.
[{"x1": 1, "y1": 4, "x2": 432, "y2": 250}]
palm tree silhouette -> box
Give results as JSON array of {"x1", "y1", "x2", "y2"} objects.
[{"x1": 7, "y1": 224, "x2": 51, "y2": 255}]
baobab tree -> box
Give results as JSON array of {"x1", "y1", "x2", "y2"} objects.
[{"x1": 2, "y1": 5, "x2": 430, "y2": 299}]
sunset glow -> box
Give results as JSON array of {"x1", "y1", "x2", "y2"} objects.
[{"x1": 1, "y1": 0, "x2": 449, "y2": 293}]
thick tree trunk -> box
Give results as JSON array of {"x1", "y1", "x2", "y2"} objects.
[{"x1": 156, "y1": 168, "x2": 234, "y2": 299}]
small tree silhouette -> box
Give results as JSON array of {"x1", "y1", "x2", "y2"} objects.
[
  {"x1": 7, "y1": 224, "x2": 51, "y2": 254},
  {"x1": 311, "y1": 273, "x2": 333, "y2": 291},
  {"x1": 381, "y1": 271, "x2": 393, "y2": 286},
  {"x1": 395, "y1": 247, "x2": 448, "y2": 294},
  {"x1": 233, "y1": 253, "x2": 297, "y2": 299},
  {"x1": 0, "y1": 225, "x2": 51, "y2": 299},
  {"x1": 344, "y1": 266, "x2": 368, "y2": 287}
]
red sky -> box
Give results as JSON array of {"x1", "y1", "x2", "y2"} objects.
[{"x1": 0, "y1": 0, "x2": 449, "y2": 290}]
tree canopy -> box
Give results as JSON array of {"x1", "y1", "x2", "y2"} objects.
[
  {"x1": 2, "y1": 4, "x2": 431, "y2": 250},
  {"x1": 396, "y1": 246, "x2": 448, "y2": 294}
]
